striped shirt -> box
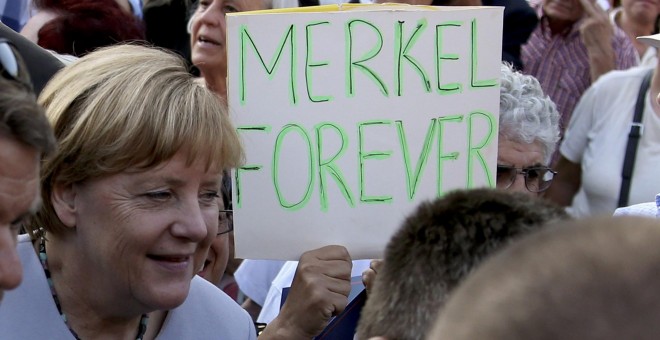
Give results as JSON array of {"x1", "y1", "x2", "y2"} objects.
[{"x1": 521, "y1": 2, "x2": 638, "y2": 132}]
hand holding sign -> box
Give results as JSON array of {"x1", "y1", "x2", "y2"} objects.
[
  {"x1": 228, "y1": 4, "x2": 503, "y2": 260},
  {"x1": 262, "y1": 246, "x2": 353, "y2": 339}
]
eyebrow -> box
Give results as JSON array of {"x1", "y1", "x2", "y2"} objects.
[{"x1": 139, "y1": 176, "x2": 222, "y2": 189}]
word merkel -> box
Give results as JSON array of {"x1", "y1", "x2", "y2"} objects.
[
  {"x1": 236, "y1": 17, "x2": 496, "y2": 105},
  {"x1": 227, "y1": 6, "x2": 503, "y2": 259}
]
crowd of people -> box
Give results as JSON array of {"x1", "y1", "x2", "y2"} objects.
[{"x1": 1, "y1": 0, "x2": 660, "y2": 339}]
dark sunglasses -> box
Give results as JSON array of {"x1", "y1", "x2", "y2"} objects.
[{"x1": 0, "y1": 39, "x2": 33, "y2": 91}]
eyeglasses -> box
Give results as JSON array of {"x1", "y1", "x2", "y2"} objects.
[
  {"x1": 0, "y1": 39, "x2": 32, "y2": 90},
  {"x1": 496, "y1": 165, "x2": 557, "y2": 193},
  {"x1": 218, "y1": 209, "x2": 233, "y2": 236}
]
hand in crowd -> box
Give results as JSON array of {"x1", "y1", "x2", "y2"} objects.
[
  {"x1": 260, "y1": 245, "x2": 353, "y2": 340},
  {"x1": 362, "y1": 259, "x2": 383, "y2": 295},
  {"x1": 578, "y1": 0, "x2": 615, "y2": 81}
]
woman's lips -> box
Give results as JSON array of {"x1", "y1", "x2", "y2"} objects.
[
  {"x1": 147, "y1": 254, "x2": 191, "y2": 272},
  {"x1": 197, "y1": 35, "x2": 222, "y2": 47}
]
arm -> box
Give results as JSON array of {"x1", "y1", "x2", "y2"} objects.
[
  {"x1": 241, "y1": 298, "x2": 262, "y2": 322},
  {"x1": 578, "y1": 0, "x2": 616, "y2": 82},
  {"x1": 545, "y1": 156, "x2": 582, "y2": 207},
  {"x1": 259, "y1": 246, "x2": 352, "y2": 340}
]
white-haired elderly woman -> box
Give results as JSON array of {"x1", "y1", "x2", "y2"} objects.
[
  {"x1": 496, "y1": 63, "x2": 561, "y2": 196},
  {"x1": 0, "y1": 45, "x2": 256, "y2": 339}
]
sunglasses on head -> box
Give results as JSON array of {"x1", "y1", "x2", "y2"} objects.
[{"x1": 0, "y1": 39, "x2": 33, "y2": 91}]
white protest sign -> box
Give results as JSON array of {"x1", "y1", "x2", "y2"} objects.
[{"x1": 227, "y1": 4, "x2": 503, "y2": 260}]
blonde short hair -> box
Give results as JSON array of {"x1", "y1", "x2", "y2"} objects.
[{"x1": 31, "y1": 44, "x2": 243, "y2": 235}]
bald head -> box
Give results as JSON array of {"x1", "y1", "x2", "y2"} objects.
[{"x1": 430, "y1": 216, "x2": 660, "y2": 340}]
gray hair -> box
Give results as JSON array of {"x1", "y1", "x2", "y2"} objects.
[{"x1": 499, "y1": 63, "x2": 560, "y2": 165}]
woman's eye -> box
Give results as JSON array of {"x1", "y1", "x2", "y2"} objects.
[
  {"x1": 200, "y1": 191, "x2": 220, "y2": 204},
  {"x1": 10, "y1": 221, "x2": 22, "y2": 234},
  {"x1": 223, "y1": 5, "x2": 239, "y2": 13},
  {"x1": 526, "y1": 169, "x2": 540, "y2": 179},
  {"x1": 199, "y1": 0, "x2": 211, "y2": 9},
  {"x1": 145, "y1": 191, "x2": 172, "y2": 200}
]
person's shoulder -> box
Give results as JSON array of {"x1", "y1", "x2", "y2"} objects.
[
  {"x1": 186, "y1": 276, "x2": 252, "y2": 318},
  {"x1": 17, "y1": 233, "x2": 32, "y2": 245},
  {"x1": 160, "y1": 276, "x2": 256, "y2": 339},
  {"x1": 592, "y1": 65, "x2": 653, "y2": 88}
]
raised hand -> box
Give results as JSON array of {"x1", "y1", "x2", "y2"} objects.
[
  {"x1": 578, "y1": 0, "x2": 615, "y2": 81},
  {"x1": 259, "y1": 245, "x2": 353, "y2": 340}
]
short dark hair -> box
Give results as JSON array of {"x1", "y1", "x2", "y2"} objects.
[
  {"x1": 0, "y1": 78, "x2": 55, "y2": 155},
  {"x1": 356, "y1": 188, "x2": 568, "y2": 340},
  {"x1": 35, "y1": 0, "x2": 145, "y2": 57},
  {"x1": 430, "y1": 215, "x2": 660, "y2": 340}
]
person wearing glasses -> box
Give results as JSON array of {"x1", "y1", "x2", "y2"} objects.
[
  {"x1": 0, "y1": 40, "x2": 56, "y2": 303},
  {"x1": 197, "y1": 174, "x2": 239, "y2": 297},
  {"x1": 0, "y1": 44, "x2": 256, "y2": 339},
  {"x1": 496, "y1": 62, "x2": 561, "y2": 196},
  {"x1": 359, "y1": 62, "x2": 562, "y2": 296}
]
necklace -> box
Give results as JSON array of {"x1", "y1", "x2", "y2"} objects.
[{"x1": 38, "y1": 239, "x2": 149, "y2": 340}]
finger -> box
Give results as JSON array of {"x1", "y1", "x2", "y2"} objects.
[
  {"x1": 369, "y1": 259, "x2": 384, "y2": 273},
  {"x1": 362, "y1": 269, "x2": 376, "y2": 293},
  {"x1": 328, "y1": 294, "x2": 348, "y2": 315},
  {"x1": 324, "y1": 275, "x2": 352, "y2": 297},
  {"x1": 296, "y1": 259, "x2": 352, "y2": 279},
  {"x1": 302, "y1": 245, "x2": 351, "y2": 262}
]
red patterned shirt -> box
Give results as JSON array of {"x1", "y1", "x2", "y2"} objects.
[{"x1": 521, "y1": 2, "x2": 638, "y2": 132}]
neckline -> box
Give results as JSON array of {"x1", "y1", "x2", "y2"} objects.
[{"x1": 38, "y1": 238, "x2": 149, "y2": 340}]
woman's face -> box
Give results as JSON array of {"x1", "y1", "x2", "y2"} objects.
[
  {"x1": 56, "y1": 151, "x2": 221, "y2": 311},
  {"x1": 197, "y1": 198, "x2": 229, "y2": 286},
  {"x1": 190, "y1": 0, "x2": 269, "y2": 82},
  {"x1": 622, "y1": 0, "x2": 660, "y2": 24},
  {"x1": 497, "y1": 139, "x2": 546, "y2": 197}
]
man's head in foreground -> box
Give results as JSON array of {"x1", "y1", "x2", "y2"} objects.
[
  {"x1": 357, "y1": 188, "x2": 568, "y2": 340},
  {"x1": 429, "y1": 215, "x2": 660, "y2": 340}
]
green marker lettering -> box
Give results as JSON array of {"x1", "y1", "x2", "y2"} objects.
[
  {"x1": 394, "y1": 18, "x2": 431, "y2": 96},
  {"x1": 358, "y1": 120, "x2": 393, "y2": 203},
  {"x1": 235, "y1": 125, "x2": 272, "y2": 208},
  {"x1": 467, "y1": 111, "x2": 495, "y2": 188},
  {"x1": 272, "y1": 124, "x2": 315, "y2": 210},
  {"x1": 435, "y1": 22, "x2": 463, "y2": 95},
  {"x1": 469, "y1": 19, "x2": 497, "y2": 89},
  {"x1": 315, "y1": 123, "x2": 355, "y2": 211},
  {"x1": 396, "y1": 119, "x2": 437, "y2": 201},
  {"x1": 436, "y1": 115, "x2": 463, "y2": 196},
  {"x1": 305, "y1": 21, "x2": 332, "y2": 103},
  {"x1": 239, "y1": 24, "x2": 298, "y2": 105},
  {"x1": 345, "y1": 20, "x2": 389, "y2": 97}
]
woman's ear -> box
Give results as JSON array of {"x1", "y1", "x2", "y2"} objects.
[{"x1": 51, "y1": 182, "x2": 77, "y2": 228}]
